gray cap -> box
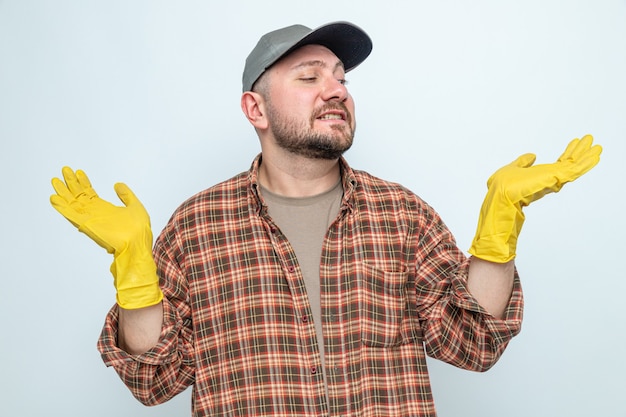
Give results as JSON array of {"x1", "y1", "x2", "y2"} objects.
[{"x1": 242, "y1": 21, "x2": 373, "y2": 92}]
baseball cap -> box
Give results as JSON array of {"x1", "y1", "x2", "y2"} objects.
[{"x1": 242, "y1": 21, "x2": 373, "y2": 92}]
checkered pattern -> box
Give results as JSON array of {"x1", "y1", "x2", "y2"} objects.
[{"x1": 98, "y1": 155, "x2": 523, "y2": 416}]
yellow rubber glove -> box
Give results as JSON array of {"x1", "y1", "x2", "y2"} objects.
[
  {"x1": 469, "y1": 134, "x2": 602, "y2": 263},
  {"x1": 50, "y1": 167, "x2": 163, "y2": 309}
]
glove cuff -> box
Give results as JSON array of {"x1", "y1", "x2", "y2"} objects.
[
  {"x1": 469, "y1": 192, "x2": 525, "y2": 263},
  {"x1": 110, "y1": 246, "x2": 163, "y2": 309}
]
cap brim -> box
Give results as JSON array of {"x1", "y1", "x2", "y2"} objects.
[{"x1": 279, "y1": 21, "x2": 373, "y2": 73}]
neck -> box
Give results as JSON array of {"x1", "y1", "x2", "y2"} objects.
[{"x1": 258, "y1": 149, "x2": 341, "y2": 198}]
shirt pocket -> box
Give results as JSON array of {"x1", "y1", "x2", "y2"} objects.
[{"x1": 358, "y1": 262, "x2": 413, "y2": 347}]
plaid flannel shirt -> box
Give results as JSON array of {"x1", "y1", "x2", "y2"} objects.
[{"x1": 98, "y1": 155, "x2": 523, "y2": 416}]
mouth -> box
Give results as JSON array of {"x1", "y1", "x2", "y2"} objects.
[{"x1": 316, "y1": 110, "x2": 346, "y2": 121}]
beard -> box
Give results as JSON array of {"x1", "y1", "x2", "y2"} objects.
[{"x1": 267, "y1": 102, "x2": 355, "y2": 160}]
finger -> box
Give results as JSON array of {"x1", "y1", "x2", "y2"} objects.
[
  {"x1": 49, "y1": 194, "x2": 83, "y2": 228},
  {"x1": 74, "y1": 168, "x2": 100, "y2": 199},
  {"x1": 50, "y1": 176, "x2": 74, "y2": 202},
  {"x1": 557, "y1": 138, "x2": 580, "y2": 162},
  {"x1": 569, "y1": 134, "x2": 595, "y2": 161},
  {"x1": 571, "y1": 144, "x2": 602, "y2": 177},
  {"x1": 61, "y1": 166, "x2": 86, "y2": 196},
  {"x1": 558, "y1": 134, "x2": 596, "y2": 163},
  {"x1": 49, "y1": 193, "x2": 69, "y2": 213},
  {"x1": 75, "y1": 169, "x2": 94, "y2": 190},
  {"x1": 590, "y1": 143, "x2": 602, "y2": 157},
  {"x1": 580, "y1": 134, "x2": 594, "y2": 147}
]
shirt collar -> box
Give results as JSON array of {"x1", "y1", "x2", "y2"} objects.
[{"x1": 247, "y1": 153, "x2": 358, "y2": 215}]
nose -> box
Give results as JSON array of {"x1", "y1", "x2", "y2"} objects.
[{"x1": 321, "y1": 76, "x2": 348, "y2": 102}]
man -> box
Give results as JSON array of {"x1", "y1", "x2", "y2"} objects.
[{"x1": 50, "y1": 22, "x2": 602, "y2": 416}]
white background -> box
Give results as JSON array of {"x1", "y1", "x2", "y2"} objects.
[{"x1": 1, "y1": 1, "x2": 625, "y2": 416}]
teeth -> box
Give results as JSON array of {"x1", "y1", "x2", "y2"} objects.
[{"x1": 319, "y1": 114, "x2": 342, "y2": 120}]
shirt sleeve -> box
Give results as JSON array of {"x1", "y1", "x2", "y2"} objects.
[
  {"x1": 96, "y1": 295, "x2": 195, "y2": 406},
  {"x1": 413, "y1": 208, "x2": 524, "y2": 372},
  {"x1": 96, "y1": 216, "x2": 196, "y2": 406}
]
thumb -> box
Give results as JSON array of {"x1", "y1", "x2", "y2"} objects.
[
  {"x1": 487, "y1": 153, "x2": 537, "y2": 188},
  {"x1": 511, "y1": 153, "x2": 536, "y2": 168},
  {"x1": 113, "y1": 183, "x2": 141, "y2": 208},
  {"x1": 113, "y1": 183, "x2": 151, "y2": 226}
]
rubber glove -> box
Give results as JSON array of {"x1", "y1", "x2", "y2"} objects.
[
  {"x1": 50, "y1": 167, "x2": 163, "y2": 309},
  {"x1": 469, "y1": 134, "x2": 602, "y2": 263}
]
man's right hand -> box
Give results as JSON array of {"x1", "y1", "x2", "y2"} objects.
[{"x1": 50, "y1": 167, "x2": 163, "y2": 309}]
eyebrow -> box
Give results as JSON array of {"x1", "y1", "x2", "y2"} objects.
[{"x1": 290, "y1": 60, "x2": 345, "y2": 72}]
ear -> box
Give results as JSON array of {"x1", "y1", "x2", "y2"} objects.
[{"x1": 241, "y1": 91, "x2": 268, "y2": 130}]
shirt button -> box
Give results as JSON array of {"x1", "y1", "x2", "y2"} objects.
[
  {"x1": 287, "y1": 266, "x2": 295, "y2": 273},
  {"x1": 302, "y1": 316, "x2": 308, "y2": 323},
  {"x1": 310, "y1": 367, "x2": 317, "y2": 375}
]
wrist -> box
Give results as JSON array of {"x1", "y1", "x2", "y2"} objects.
[
  {"x1": 469, "y1": 190, "x2": 525, "y2": 263},
  {"x1": 111, "y1": 245, "x2": 163, "y2": 310}
]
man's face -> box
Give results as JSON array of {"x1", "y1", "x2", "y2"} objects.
[{"x1": 262, "y1": 44, "x2": 356, "y2": 160}]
